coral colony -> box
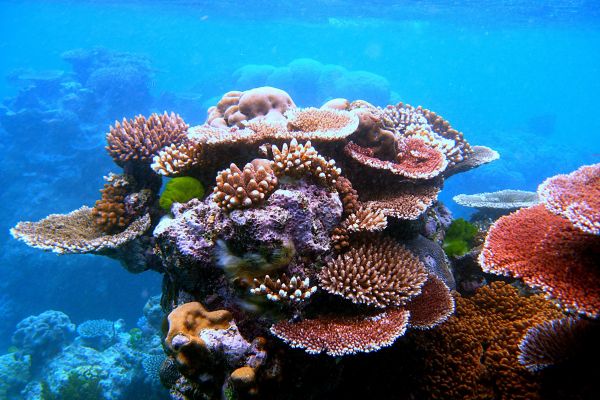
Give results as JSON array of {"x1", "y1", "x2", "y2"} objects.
[{"x1": 10, "y1": 86, "x2": 600, "y2": 399}]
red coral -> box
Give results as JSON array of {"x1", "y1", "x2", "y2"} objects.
[
  {"x1": 480, "y1": 204, "x2": 600, "y2": 317},
  {"x1": 270, "y1": 308, "x2": 410, "y2": 356},
  {"x1": 405, "y1": 274, "x2": 455, "y2": 329},
  {"x1": 395, "y1": 136, "x2": 448, "y2": 179},
  {"x1": 538, "y1": 163, "x2": 600, "y2": 235}
]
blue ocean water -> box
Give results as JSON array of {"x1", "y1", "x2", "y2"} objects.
[{"x1": 0, "y1": 0, "x2": 599, "y2": 398}]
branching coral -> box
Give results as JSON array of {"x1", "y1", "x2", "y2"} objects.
[
  {"x1": 106, "y1": 112, "x2": 188, "y2": 166},
  {"x1": 480, "y1": 204, "x2": 600, "y2": 317},
  {"x1": 213, "y1": 159, "x2": 278, "y2": 211},
  {"x1": 270, "y1": 139, "x2": 341, "y2": 186},
  {"x1": 319, "y1": 237, "x2": 428, "y2": 308},
  {"x1": 537, "y1": 163, "x2": 600, "y2": 234},
  {"x1": 91, "y1": 173, "x2": 131, "y2": 233},
  {"x1": 342, "y1": 208, "x2": 387, "y2": 233},
  {"x1": 270, "y1": 308, "x2": 411, "y2": 356},
  {"x1": 11, "y1": 207, "x2": 150, "y2": 254},
  {"x1": 250, "y1": 274, "x2": 317, "y2": 303},
  {"x1": 334, "y1": 176, "x2": 359, "y2": 217},
  {"x1": 414, "y1": 282, "x2": 565, "y2": 400}
]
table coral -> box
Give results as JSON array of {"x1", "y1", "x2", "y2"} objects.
[
  {"x1": 414, "y1": 282, "x2": 565, "y2": 400},
  {"x1": 537, "y1": 163, "x2": 600, "y2": 234}
]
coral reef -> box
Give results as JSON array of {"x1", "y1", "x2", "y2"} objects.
[
  {"x1": 11, "y1": 311, "x2": 75, "y2": 362},
  {"x1": 10, "y1": 84, "x2": 503, "y2": 398}
]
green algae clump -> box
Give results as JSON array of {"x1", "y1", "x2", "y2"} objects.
[
  {"x1": 159, "y1": 177, "x2": 204, "y2": 211},
  {"x1": 443, "y1": 218, "x2": 478, "y2": 257}
]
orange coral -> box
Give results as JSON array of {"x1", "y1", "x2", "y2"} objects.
[
  {"x1": 395, "y1": 136, "x2": 449, "y2": 179},
  {"x1": 480, "y1": 204, "x2": 600, "y2": 317},
  {"x1": 335, "y1": 176, "x2": 359, "y2": 217},
  {"x1": 91, "y1": 174, "x2": 130, "y2": 233},
  {"x1": 414, "y1": 282, "x2": 565, "y2": 400},
  {"x1": 165, "y1": 302, "x2": 233, "y2": 376},
  {"x1": 405, "y1": 274, "x2": 455, "y2": 329},
  {"x1": 537, "y1": 163, "x2": 600, "y2": 234}
]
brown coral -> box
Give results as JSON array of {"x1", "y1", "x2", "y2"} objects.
[
  {"x1": 334, "y1": 176, "x2": 359, "y2": 217},
  {"x1": 405, "y1": 274, "x2": 455, "y2": 329},
  {"x1": 165, "y1": 302, "x2": 233, "y2": 376},
  {"x1": 91, "y1": 173, "x2": 131, "y2": 233},
  {"x1": 250, "y1": 274, "x2": 317, "y2": 303},
  {"x1": 480, "y1": 204, "x2": 600, "y2": 317},
  {"x1": 361, "y1": 181, "x2": 441, "y2": 220},
  {"x1": 151, "y1": 140, "x2": 201, "y2": 176},
  {"x1": 343, "y1": 208, "x2": 388, "y2": 233},
  {"x1": 213, "y1": 159, "x2": 278, "y2": 211},
  {"x1": 10, "y1": 207, "x2": 150, "y2": 254},
  {"x1": 319, "y1": 237, "x2": 428, "y2": 308},
  {"x1": 106, "y1": 112, "x2": 188, "y2": 166},
  {"x1": 444, "y1": 145, "x2": 499, "y2": 176},
  {"x1": 414, "y1": 282, "x2": 565, "y2": 400},
  {"x1": 284, "y1": 107, "x2": 359, "y2": 141},
  {"x1": 270, "y1": 308, "x2": 410, "y2": 356},
  {"x1": 270, "y1": 139, "x2": 340, "y2": 186},
  {"x1": 537, "y1": 163, "x2": 600, "y2": 234}
]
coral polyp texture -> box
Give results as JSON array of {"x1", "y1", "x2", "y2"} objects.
[
  {"x1": 11, "y1": 85, "x2": 508, "y2": 398},
  {"x1": 319, "y1": 237, "x2": 428, "y2": 308},
  {"x1": 453, "y1": 189, "x2": 539, "y2": 211},
  {"x1": 106, "y1": 112, "x2": 188, "y2": 166},
  {"x1": 480, "y1": 165, "x2": 600, "y2": 317},
  {"x1": 537, "y1": 163, "x2": 600, "y2": 234}
]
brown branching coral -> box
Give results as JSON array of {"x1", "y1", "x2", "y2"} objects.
[
  {"x1": 270, "y1": 139, "x2": 341, "y2": 186},
  {"x1": 334, "y1": 176, "x2": 359, "y2": 217},
  {"x1": 319, "y1": 237, "x2": 428, "y2": 308},
  {"x1": 106, "y1": 112, "x2": 188, "y2": 166},
  {"x1": 250, "y1": 274, "x2": 317, "y2": 303},
  {"x1": 213, "y1": 159, "x2": 278, "y2": 211},
  {"x1": 417, "y1": 106, "x2": 473, "y2": 165},
  {"x1": 151, "y1": 140, "x2": 201, "y2": 176},
  {"x1": 11, "y1": 207, "x2": 150, "y2": 254},
  {"x1": 343, "y1": 208, "x2": 387, "y2": 233},
  {"x1": 270, "y1": 308, "x2": 411, "y2": 356},
  {"x1": 92, "y1": 173, "x2": 131, "y2": 233},
  {"x1": 414, "y1": 282, "x2": 565, "y2": 400}
]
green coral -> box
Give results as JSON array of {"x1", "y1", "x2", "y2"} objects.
[
  {"x1": 159, "y1": 177, "x2": 204, "y2": 211},
  {"x1": 443, "y1": 218, "x2": 478, "y2": 257}
]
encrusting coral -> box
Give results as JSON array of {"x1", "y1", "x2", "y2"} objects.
[
  {"x1": 413, "y1": 282, "x2": 565, "y2": 400},
  {"x1": 319, "y1": 236, "x2": 428, "y2": 308}
]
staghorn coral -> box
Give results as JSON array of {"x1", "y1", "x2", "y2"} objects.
[
  {"x1": 91, "y1": 173, "x2": 131, "y2": 233},
  {"x1": 250, "y1": 274, "x2": 317, "y2": 303},
  {"x1": 319, "y1": 237, "x2": 428, "y2": 308},
  {"x1": 151, "y1": 140, "x2": 201, "y2": 176},
  {"x1": 10, "y1": 207, "x2": 150, "y2": 254},
  {"x1": 270, "y1": 139, "x2": 341, "y2": 186},
  {"x1": 213, "y1": 159, "x2": 278, "y2": 211},
  {"x1": 518, "y1": 317, "x2": 590, "y2": 372},
  {"x1": 537, "y1": 163, "x2": 600, "y2": 234},
  {"x1": 480, "y1": 204, "x2": 600, "y2": 317},
  {"x1": 453, "y1": 189, "x2": 539, "y2": 211},
  {"x1": 414, "y1": 282, "x2": 565, "y2": 400},
  {"x1": 405, "y1": 274, "x2": 455, "y2": 329},
  {"x1": 343, "y1": 207, "x2": 387, "y2": 233},
  {"x1": 106, "y1": 112, "x2": 188, "y2": 166},
  {"x1": 270, "y1": 308, "x2": 411, "y2": 357}
]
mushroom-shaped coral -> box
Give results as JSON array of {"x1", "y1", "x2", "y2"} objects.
[
  {"x1": 213, "y1": 159, "x2": 278, "y2": 211},
  {"x1": 480, "y1": 204, "x2": 600, "y2": 317},
  {"x1": 106, "y1": 112, "x2": 189, "y2": 167},
  {"x1": 453, "y1": 189, "x2": 539, "y2": 211},
  {"x1": 537, "y1": 163, "x2": 600, "y2": 235},
  {"x1": 270, "y1": 139, "x2": 341, "y2": 186},
  {"x1": 10, "y1": 206, "x2": 150, "y2": 254},
  {"x1": 270, "y1": 308, "x2": 411, "y2": 356},
  {"x1": 518, "y1": 317, "x2": 591, "y2": 372},
  {"x1": 318, "y1": 237, "x2": 428, "y2": 308},
  {"x1": 250, "y1": 274, "x2": 317, "y2": 303},
  {"x1": 207, "y1": 87, "x2": 295, "y2": 128},
  {"x1": 91, "y1": 173, "x2": 131, "y2": 233}
]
